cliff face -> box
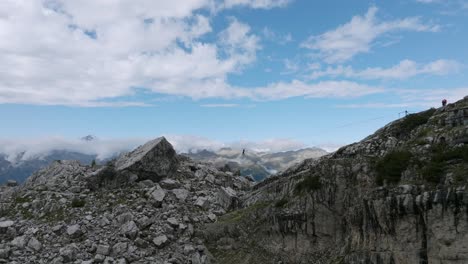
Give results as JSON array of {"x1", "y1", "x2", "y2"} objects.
[{"x1": 202, "y1": 97, "x2": 468, "y2": 264}]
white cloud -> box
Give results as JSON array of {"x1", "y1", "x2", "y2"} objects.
[
  {"x1": 200, "y1": 103, "x2": 240, "y2": 107},
  {"x1": 416, "y1": 0, "x2": 441, "y2": 3},
  {"x1": 281, "y1": 59, "x2": 300, "y2": 75},
  {"x1": 0, "y1": 0, "x2": 263, "y2": 106},
  {"x1": 232, "y1": 138, "x2": 305, "y2": 153},
  {"x1": 250, "y1": 80, "x2": 383, "y2": 100},
  {"x1": 218, "y1": 18, "x2": 261, "y2": 68},
  {"x1": 0, "y1": 1, "x2": 390, "y2": 106},
  {"x1": 262, "y1": 27, "x2": 293, "y2": 44},
  {"x1": 310, "y1": 59, "x2": 461, "y2": 80},
  {"x1": 222, "y1": 0, "x2": 291, "y2": 9},
  {"x1": 0, "y1": 135, "x2": 314, "y2": 163},
  {"x1": 0, "y1": 137, "x2": 147, "y2": 162},
  {"x1": 316, "y1": 142, "x2": 344, "y2": 152},
  {"x1": 301, "y1": 7, "x2": 440, "y2": 63}
]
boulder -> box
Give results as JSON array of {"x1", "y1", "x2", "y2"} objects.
[
  {"x1": 59, "y1": 244, "x2": 78, "y2": 262},
  {"x1": 10, "y1": 236, "x2": 27, "y2": 248},
  {"x1": 66, "y1": 224, "x2": 82, "y2": 238},
  {"x1": 153, "y1": 235, "x2": 168, "y2": 248},
  {"x1": 0, "y1": 220, "x2": 13, "y2": 234},
  {"x1": 217, "y1": 187, "x2": 238, "y2": 210},
  {"x1": 149, "y1": 187, "x2": 166, "y2": 206},
  {"x1": 194, "y1": 197, "x2": 209, "y2": 210},
  {"x1": 114, "y1": 137, "x2": 179, "y2": 182},
  {"x1": 27, "y1": 237, "x2": 42, "y2": 251},
  {"x1": 116, "y1": 212, "x2": 134, "y2": 225},
  {"x1": 160, "y1": 178, "x2": 179, "y2": 189},
  {"x1": 0, "y1": 247, "x2": 10, "y2": 259},
  {"x1": 172, "y1": 188, "x2": 189, "y2": 202},
  {"x1": 167, "y1": 217, "x2": 179, "y2": 227},
  {"x1": 112, "y1": 242, "x2": 128, "y2": 257},
  {"x1": 120, "y1": 221, "x2": 139, "y2": 239},
  {"x1": 137, "y1": 216, "x2": 152, "y2": 229},
  {"x1": 96, "y1": 244, "x2": 111, "y2": 256}
]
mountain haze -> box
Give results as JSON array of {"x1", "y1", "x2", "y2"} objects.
[{"x1": 185, "y1": 147, "x2": 328, "y2": 181}]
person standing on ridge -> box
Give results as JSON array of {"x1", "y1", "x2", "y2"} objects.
[
  {"x1": 242, "y1": 149, "x2": 245, "y2": 156},
  {"x1": 442, "y1": 99, "x2": 447, "y2": 107}
]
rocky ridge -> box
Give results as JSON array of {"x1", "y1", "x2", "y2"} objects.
[
  {"x1": 185, "y1": 147, "x2": 328, "y2": 181},
  {"x1": 0, "y1": 137, "x2": 252, "y2": 263},
  {"x1": 201, "y1": 97, "x2": 468, "y2": 264}
]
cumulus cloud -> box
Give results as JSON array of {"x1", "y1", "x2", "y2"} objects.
[
  {"x1": 236, "y1": 138, "x2": 305, "y2": 153},
  {"x1": 1, "y1": 1, "x2": 447, "y2": 109},
  {"x1": 0, "y1": 135, "x2": 315, "y2": 163},
  {"x1": 0, "y1": 137, "x2": 147, "y2": 162},
  {"x1": 301, "y1": 7, "x2": 440, "y2": 63},
  {"x1": 415, "y1": 0, "x2": 444, "y2": 3},
  {"x1": 316, "y1": 143, "x2": 344, "y2": 152},
  {"x1": 250, "y1": 80, "x2": 383, "y2": 100},
  {"x1": 222, "y1": 0, "x2": 291, "y2": 9},
  {"x1": 0, "y1": 1, "x2": 393, "y2": 106},
  {"x1": 309, "y1": 59, "x2": 461, "y2": 80},
  {"x1": 0, "y1": 0, "x2": 264, "y2": 106},
  {"x1": 281, "y1": 59, "x2": 300, "y2": 75},
  {"x1": 200, "y1": 103, "x2": 239, "y2": 107},
  {"x1": 262, "y1": 27, "x2": 293, "y2": 44}
]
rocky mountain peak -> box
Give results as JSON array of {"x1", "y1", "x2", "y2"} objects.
[
  {"x1": 114, "y1": 137, "x2": 179, "y2": 181},
  {"x1": 0, "y1": 137, "x2": 252, "y2": 263}
]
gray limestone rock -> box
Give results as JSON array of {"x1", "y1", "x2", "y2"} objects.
[
  {"x1": 27, "y1": 237, "x2": 42, "y2": 251},
  {"x1": 59, "y1": 244, "x2": 78, "y2": 262},
  {"x1": 160, "y1": 178, "x2": 179, "y2": 190},
  {"x1": 0, "y1": 220, "x2": 13, "y2": 234},
  {"x1": 153, "y1": 235, "x2": 168, "y2": 248},
  {"x1": 166, "y1": 217, "x2": 179, "y2": 227},
  {"x1": 66, "y1": 224, "x2": 82, "y2": 238},
  {"x1": 111, "y1": 242, "x2": 128, "y2": 257},
  {"x1": 0, "y1": 247, "x2": 10, "y2": 259},
  {"x1": 120, "y1": 221, "x2": 139, "y2": 240},
  {"x1": 172, "y1": 188, "x2": 189, "y2": 202},
  {"x1": 96, "y1": 244, "x2": 110, "y2": 256},
  {"x1": 194, "y1": 197, "x2": 209, "y2": 209},
  {"x1": 10, "y1": 236, "x2": 27, "y2": 248},
  {"x1": 114, "y1": 137, "x2": 179, "y2": 182}
]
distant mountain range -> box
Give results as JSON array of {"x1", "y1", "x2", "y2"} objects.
[
  {"x1": 0, "y1": 151, "x2": 97, "y2": 184},
  {"x1": 0, "y1": 135, "x2": 104, "y2": 184},
  {"x1": 0, "y1": 143, "x2": 328, "y2": 184},
  {"x1": 184, "y1": 147, "x2": 328, "y2": 181}
]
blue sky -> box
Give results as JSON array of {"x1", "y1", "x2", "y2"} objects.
[{"x1": 1, "y1": 0, "x2": 467, "y2": 153}]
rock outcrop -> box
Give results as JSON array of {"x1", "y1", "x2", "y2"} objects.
[
  {"x1": 201, "y1": 97, "x2": 468, "y2": 264},
  {"x1": 115, "y1": 137, "x2": 179, "y2": 181},
  {"x1": 86, "y1": 137, "x2": 179, "y2": 190},
  {"x1": 0, "y1": 137, "x2": 252, "y2": 263}
]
